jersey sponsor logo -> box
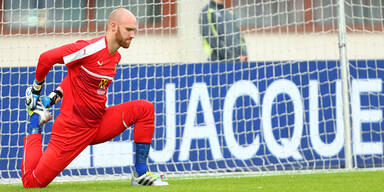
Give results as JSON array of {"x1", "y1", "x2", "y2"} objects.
[{"x1": 97, "y1": 78, "x2": 108, "y2": 95}]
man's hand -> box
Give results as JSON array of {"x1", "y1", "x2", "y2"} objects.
[
  {"x1": 26, "y1": 80, "x2": 44, "y2": 110},
  {"x1": 26, "y1": 100, "x2": 52, "y2": 126},
  {"x1": 239, "y1": 55, "x2": 247, "y2": 62},
  {"x1": 40, "y1": 88, "x2": 63, "y2": 108}
]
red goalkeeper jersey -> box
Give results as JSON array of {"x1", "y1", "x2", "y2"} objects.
[{"x1": 35, "y1": 36, "x2": 121, "y2": 127}]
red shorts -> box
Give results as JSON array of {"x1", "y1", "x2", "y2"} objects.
[{"x1": 21, "y1": 100, "x2": 154, "y2": 188}]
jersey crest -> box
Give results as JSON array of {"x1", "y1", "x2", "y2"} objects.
[{"x1": 97, "y1": 78, "x2": 108, "y2": 95}]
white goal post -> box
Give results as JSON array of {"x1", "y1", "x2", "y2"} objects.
[{"x1": 0, "y1": 0, "x2": 384, "y2": 184}]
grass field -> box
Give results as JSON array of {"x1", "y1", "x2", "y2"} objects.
[{"x1": 1, "y1": 170, "x2": 383, "y2": 192}]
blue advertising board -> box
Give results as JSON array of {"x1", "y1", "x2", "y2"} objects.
[{"x1": 1, "y1": 60, "x2": 384, "y2": 179}]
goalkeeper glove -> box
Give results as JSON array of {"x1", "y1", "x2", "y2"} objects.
[
  {"x1": 26, "y1": 99, "x2": 52, "y2": 126},
  {"x1": 26, "y1": 80, "x2": 44, "y2": 110},
  {"x1": 40, "y1": 89, "x2": 63, "y2": 108}
]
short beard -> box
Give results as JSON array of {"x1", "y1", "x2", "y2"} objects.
[{"x1": 116, "y1": 26, "x2": 130, "y2": 48}]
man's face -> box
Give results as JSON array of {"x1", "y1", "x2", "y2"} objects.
[{"x1": 115, "y1": 19, "x2": 137, "y2": 49}]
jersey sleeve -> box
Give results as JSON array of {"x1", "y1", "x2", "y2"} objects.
[{"x1": 35, "y1": 40, "x2": 89, "y2": 82}]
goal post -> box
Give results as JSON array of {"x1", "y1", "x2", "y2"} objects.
[
  {"x1": 1, "y1": 0, "x2": 384, "y2": 184},
  {"x1": 338, "y1": 0, "x2": 353, "y2": 170}
]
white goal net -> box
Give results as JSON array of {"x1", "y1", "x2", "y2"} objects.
[{"x1": 0, "y1": 0, "x2": 383, "y2": 183}]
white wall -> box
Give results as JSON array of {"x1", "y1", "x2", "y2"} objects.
[{"x1": 0, "y1": 0, "x2": 383, "y2": 67}]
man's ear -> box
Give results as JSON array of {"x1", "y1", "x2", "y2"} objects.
[{"x1": 110, "y1": 22, "x2": 117, "y2": 32}]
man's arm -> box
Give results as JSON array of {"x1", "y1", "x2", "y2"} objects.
[
  {"x1": 237, "y1": 33, "x2": 248, "y2": 62},
  {"x1": 40, "y1": 87, "x2": 63, "y2": 108},
  {"x1": 224, "y1": 10, "x2": 247, "y2": 62},
  {"x1": 35, "y1": 43, "x2": 82, "y2": 82},
  {"x1": 200, "y1": 8, "x2": 223, "y2": 57},
  {"x1": 28, "y1": 47, "x2": 66, "y2": 109},
  {"x1": 29, "y1": 41, "x2": 86, "y2": 109}
]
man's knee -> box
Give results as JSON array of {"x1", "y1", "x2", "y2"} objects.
[
  {"x1": 135, "y1": 99, "x2": 154, "y2": 118},
  {"x1": 22, "y1": 161, "x2": 58, "y2": 188},
  {"x1": 22, "y1": 171, "x2": 48, "y2": 188},
  {"x1": 137, "y1": 99, "x2": 154, "y2": 112}
]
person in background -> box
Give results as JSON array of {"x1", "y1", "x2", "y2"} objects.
[{"x1": 199, "y1": 0, "x2": 248, "y2": 62}]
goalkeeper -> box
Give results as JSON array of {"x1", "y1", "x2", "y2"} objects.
[
  {"x1": 199, "y1": 0, "x2": 248, "y2": 62},
  {"x1": 22, "y1": 8, "x2": 168, "y2": 188}
]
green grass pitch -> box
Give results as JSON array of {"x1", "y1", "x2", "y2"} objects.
[{"x1": 1, "y1": 170, "x2": 383, "y2": 192}]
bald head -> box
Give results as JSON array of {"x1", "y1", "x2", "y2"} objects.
[
  {"x1": 106, "y1": 8, "x2": 137, "y2": 52},
  {"x1": 108, "y1": 8, "x2": 136, "y2": 29},
  {"x1": 108, "y1": 8, "x2": 135, "y2": 24}
]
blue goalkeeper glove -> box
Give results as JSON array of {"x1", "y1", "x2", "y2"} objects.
[
  {"x1": 26, "y1": 80, "x2": 44, "y2": 110},
  {"x1": 26, "y1": 87, "x2": 52, "y2": 126},
  {"x1": 26, "y1": 100, "x2": 52, "y2": 126},
  {"x1": 40, "y1": 89, "x2": 63, "y2": 108}
]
